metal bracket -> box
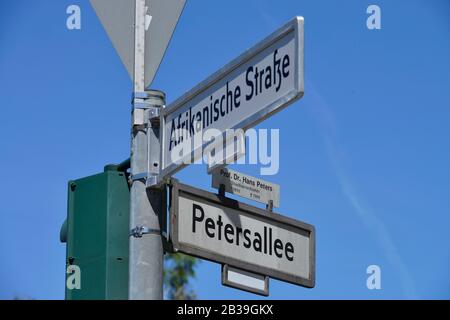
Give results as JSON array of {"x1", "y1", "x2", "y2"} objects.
[
  {"x1": 131, "y1": 172, "x2": 148, "y2": 181},
  {"x1": 148, "y1": 107, "x2": 160, "y2": 128},
  {"x1": 145, "y1": 175, "x2": 158, "y2": 187},
  {"x1": 218, "y1": 184, "x2": 226, "y2": 197},
  {"x1": 133, "y1": 101, "x2": 151, "y2": 110},
  {"x1": 148, "y1": 106, "x2": 160, "y2": 119},
  {"x1": 132, "y1": 101, "x2": 161, "y2": 127},
  {"x1": 132, "y1": 91, "x2": 151, "y2": 101},
  {"x1": 162, "y1": 232, "x2": 175, "y2": 254},
  {"x1": 266, "y1": 200, "x2": 274, "y2": 212},
  {"x1": 130, "y1": 226, "x2": 161, "y2": 238},
  {"x1": 130, "y1": 172, "x2": 159, "y2": 187},
  {"x1": 130, "y1": 90, "x2": 166, "y2": 187},
  {"x1": 132, "y1": 92, "x2": 148, "y2": 126},
  {"x1": 131, "y1": 91, "x2": 163, "y2": 126},
  {"x1": 131, "y1": 173, "x2": 158, "y2": 186},
  {"x1": 132, "y1": 101, "x2": 161, "y2": 115},
  {"x1": 131, "y1": 92, "x2": 163, "y2": 114}
]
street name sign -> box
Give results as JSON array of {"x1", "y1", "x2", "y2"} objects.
[
  {"x1": 90, "y1": 0, "x2": 186, "y2": 88},
  {"x1": 212, "y1": 168, "x2": 280, "y2": 207},
  {"x1": 205, "y1": 133, "x2": 246, "y2": 175},
  {"x1": 170, "y1": 181, "x2": 315, "y2": 288},
  {"x1": 222, "y1": 265, "x2": 270, "y2": 296},
  {"x1": 161, "y1": 17, "x2": 304, "y2": 181}
]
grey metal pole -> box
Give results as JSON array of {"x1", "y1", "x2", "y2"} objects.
[{"x1": 129, "y1": 0, "x2": 164, "y2": 300}]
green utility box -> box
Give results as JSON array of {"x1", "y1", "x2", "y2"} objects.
[{"x1": 60, "y1": 165, "x2": 130, "y2": 300}]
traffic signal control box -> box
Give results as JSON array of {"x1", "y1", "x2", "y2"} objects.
[{"x1": 60, "y1": 165, "x2": 130, "y2": 300}]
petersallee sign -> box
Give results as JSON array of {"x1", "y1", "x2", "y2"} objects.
[{"x1": 170, "y1": 181, "x2": 315, "y2": 288}]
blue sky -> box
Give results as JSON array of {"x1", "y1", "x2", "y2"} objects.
[{"x1": 1, "y1": 0, "x2": 450, "y2": 300}]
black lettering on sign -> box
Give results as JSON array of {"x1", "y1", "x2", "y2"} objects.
[
  {"x1": 192, "y1": 204, "x2": 205, "y2": 233},
  {"x1": 190, "y1": 205, "x2": 296, "y2": 262},
  {"x1": 245, "y1": 50, "x2": 291, "y2": 101}
]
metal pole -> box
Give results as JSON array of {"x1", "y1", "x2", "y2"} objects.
[{"x1": 129, "y1": 0, "x2": 164, "y2": 300}]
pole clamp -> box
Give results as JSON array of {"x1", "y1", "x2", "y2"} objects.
[
  {"x1": 131, "y1": 173, "x2": 158, "y2": 187},
  {"x1": 132, "y1": 91, "x2": 151, "y2": 101},
  {"x1": 132, "y1": 92, "x2": 163, "y2": 116},
  {"x1": 130, "y1": 226, "x2": 161, "y2": 238},
  {"x1": 132, "y1": 101, "x2": 161, "y2": 119},
  {"x1": 131, "y1": 172, "x2": 149, "y2": 181},
  {"x1": 132, "y1": 92, "x2": 150, "y2": 110}
]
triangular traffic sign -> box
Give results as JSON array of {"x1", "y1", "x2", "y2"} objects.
[{"x1": 90, "y1": 0, "x2": 186, "y2": 88}]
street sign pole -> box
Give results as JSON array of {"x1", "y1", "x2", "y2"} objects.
[
  {"x1": 129, "y1": 0, "x2": 164, "y2": 300},
  {"x1": 90, "y1": 0, "x2": 185, "y2": 300}
]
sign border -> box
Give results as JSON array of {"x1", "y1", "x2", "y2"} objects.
[
  {"x1": 169, "y1": 180, "x2": 315, "y2": 288},
  {"x1": 160, "y1": 16, "x2": 304, "y2": 181}
]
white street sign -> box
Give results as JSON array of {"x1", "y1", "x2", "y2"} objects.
[
  {"x1": 170, "y1": 181, "x2": 315, "y2": 288},
  {"x1": 161, "y1": 17, "x2": 304, "y2": 181},
  {"x1": 205, "y1": 133, "x2": 246, "y2": 175},
  {"x1": 90, "y1": 0, "x2": 186, "y2": 88},
  {"x1": 222, "y1": 265, "x2": 269, "y2": 296},
  {"x1": 212, "y1": 168, "x2": 280, "y2": 207}
]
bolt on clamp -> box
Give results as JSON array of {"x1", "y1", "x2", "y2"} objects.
[
  {"x1": 130, "y1": 226, "x2": 161, "y2": 238},
  {"x1": 130, "y1": 172, "x2": 160, "y2": 188}
]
